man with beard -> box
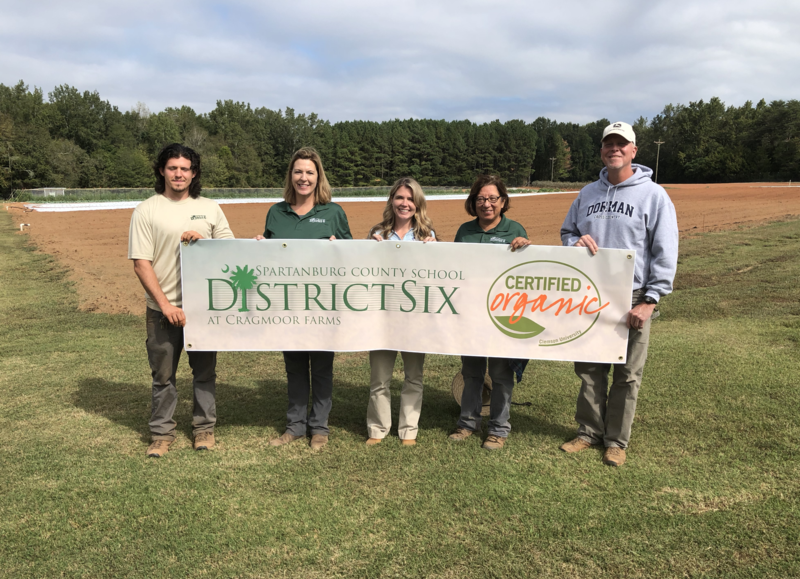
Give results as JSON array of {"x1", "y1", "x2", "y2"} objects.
[{"x1": 128, "y1": 143, "x2": 234, "y2": 457}]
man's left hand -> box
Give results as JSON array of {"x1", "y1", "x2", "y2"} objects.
[
  {"x1": 181, "y1": 230, "x2": 204, "y2": 242},
  {"x1": 627, "y1": 302, "x2": 656, "y2": 330}
]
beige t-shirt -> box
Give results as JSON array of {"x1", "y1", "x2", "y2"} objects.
[{"x1": 128, "y1": 194, "x2": 234, "y2": 311}]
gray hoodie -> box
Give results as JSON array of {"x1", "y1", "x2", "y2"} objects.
[{"x1": 560, "y1": 164, "x2": 678, "y2": 302}]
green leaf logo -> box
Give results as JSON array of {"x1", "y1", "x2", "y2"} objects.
[{"x1": 493, "y1": 316, "x2": 545, "y2": 339}]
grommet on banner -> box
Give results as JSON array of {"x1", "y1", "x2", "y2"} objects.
[
  {"x1": 627, "y1": 254, "x2": 632, "y2": 259},
  {"x1": 282, "y1": 243, "x2": 287, "y2": 248},
  {"x1": 187, "y1": 344, "x2": 192, "y2": 349},
  {"x1": 396, "y1": 244, "x2": 401, "y2": 248},
  {"x1": 182, "y1": 241, "x2": 189, "y2": 246}
]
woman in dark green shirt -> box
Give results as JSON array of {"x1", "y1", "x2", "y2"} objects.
[
  {"x1": 449, "y1": 174, "x2": 530, "y2": 451},
  {"x1": 256, "y1": 147, "x2": 352, "y2": 450}
]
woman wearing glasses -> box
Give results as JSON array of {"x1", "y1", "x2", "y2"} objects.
[
  {"x1": 448, "y1": 174, "x2": 530, "y2": 451},
  {"x1": 366, "y1": 177, "x2": 435, "y2": 446}
]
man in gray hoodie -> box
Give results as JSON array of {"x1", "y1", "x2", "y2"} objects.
[{"x1": 559, "y1": 121, "x2": 678, "y2": 466}]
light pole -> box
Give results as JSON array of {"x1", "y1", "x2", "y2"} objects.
[
  {"x1": 549, "y1": 157, "x2": 556, "y2": 182},
  {"x1": 654, "y1": 140, "x2": 665, "y2": 183}
]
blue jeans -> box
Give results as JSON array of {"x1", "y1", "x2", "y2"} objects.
[{"x1": 457, "y1": 356, "x2": 515, "y2": 437}]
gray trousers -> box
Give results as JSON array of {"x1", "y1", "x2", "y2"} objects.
[
  {"x1": 146, "y1": 307, "x2": 217, "y2": 441},
  {"x1": 572, "y1": 290, "x2": 651, "y2": 449},
  {"x1": 457, "y1": 356, "x2": 515, "y2": 437},
  {"x1": 283, "y1": 351, "x2": 335, "y2": 437},
  {"x1": 367, "y1": 350, "x2": 426, "y2": 440}
]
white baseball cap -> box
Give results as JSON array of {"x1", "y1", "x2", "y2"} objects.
[{"x1": 602, "y1": 121, "x2": 636, "y2": 145}]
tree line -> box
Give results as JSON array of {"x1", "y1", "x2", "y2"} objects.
[{"x1": 0, "y1": 80, "x2": 797, "y2": 193}]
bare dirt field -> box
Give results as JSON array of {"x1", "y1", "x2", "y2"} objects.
[{"x1": 6, "y1": 182, "x2": 800, "y2": 316}]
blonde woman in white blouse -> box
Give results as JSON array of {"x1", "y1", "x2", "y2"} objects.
[{"x1": 366, "y1": 177, "x2": 435, "y2": 446}]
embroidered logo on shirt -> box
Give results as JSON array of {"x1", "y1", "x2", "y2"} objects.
[
  {"x1": 489, "y1": 237, "x2": 509, "y2": 243},
  {"x1": 190, "y1": 215, "x2": 207, "y2": 220},
  {"x1": 309, "y1": 218, "x2": 326, "y2": 223}
]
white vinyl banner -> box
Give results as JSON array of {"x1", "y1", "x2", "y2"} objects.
[{"x1": 181, "y1": 239, "x2": 635, "y2": 363}]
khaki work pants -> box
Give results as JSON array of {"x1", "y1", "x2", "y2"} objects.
[
  {"x1": 146, "y1": 308, "x2": 217, "y2": 441},
  {"x1": 367, "y1": 350, "x2": 425, "y2": 440},
  {"x1": 572, "y1": 290, "x2": 651, "y2": 449}
]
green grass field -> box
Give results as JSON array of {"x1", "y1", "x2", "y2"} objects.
[{"x1": 1, "y1": 211, "x2": 799, "y2": 578}]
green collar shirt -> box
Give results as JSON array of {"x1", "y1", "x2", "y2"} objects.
[
  {"x1": 453, "y1": 215, "x2": 527, "y2": 244},
  {"x1": 263, "y1": 201, "x2": 353, "y2": 240}
]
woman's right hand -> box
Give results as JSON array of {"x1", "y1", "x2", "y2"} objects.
[
  {"x1": 254, "y1": 235, "x2": 266, "y2": 240},
  {"x1": 371, "y1": 233, "x2": 384, "y2": 241}
]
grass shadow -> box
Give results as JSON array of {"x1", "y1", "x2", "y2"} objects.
[{"x1": 73, "y1": 377, "x2": 287, "y2": 442}]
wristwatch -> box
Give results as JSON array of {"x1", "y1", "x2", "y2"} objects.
[{"x1": 642, "y1": 296, "x2": 658, "y2": 305}]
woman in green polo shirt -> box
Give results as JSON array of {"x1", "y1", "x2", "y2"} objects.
[
  {"x1": 365, "y1": 177, "x2": 435, "y2": 447},
  {"x1": 256, "y1": 147, "x2": 352, "y2": 450},
  {"x1": 449, "y1": 174, "x2": 530, "y2": 451}
]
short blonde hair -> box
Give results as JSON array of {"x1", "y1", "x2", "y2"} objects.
[{"x1": 283, "y1": 147, "x2": 332, "y2": 205}]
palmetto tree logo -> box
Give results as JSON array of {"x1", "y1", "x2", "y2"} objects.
[{"x1": 229, "y1": 265, "x2": 257, "y2": 312}]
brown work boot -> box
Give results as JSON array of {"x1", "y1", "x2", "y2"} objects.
[
  {"x1": 309, "y1": 434, "x2": 328, "y2": 450},
  {"x1": 400, "y1": 438, "x2": 417, "y2": 446},
  {"x1": 482, "y1": 435, "x2": 507, "y2": 451},
  {"x1": 146, "y1": 439, "x2": 173, "y2": 458},
  {"x1": 603, "y1": 447, "x2": 626, "y2": 467},
  {"x1": 366, "y1": 437, "x2": 382, "y2": 446},
  {"x1": 560, "y1": 437, "x2": 593, "y2": 453},
  {"x1": 193, "y1": 431, "x2": 215, "y2": 451},
  {"x1": 448, "y1": 427, "x2": 474, "y2": 442},
  {"x1": 269, "y1": 432, "x2": 304, "y2": 447}
]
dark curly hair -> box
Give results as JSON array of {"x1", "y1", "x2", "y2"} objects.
[
  {"x1": 154, "y1": 143, "x2": 202, "y2": 199},
  {"x1": 464, "y1": 174, "x2": 510, "y2": 217}
]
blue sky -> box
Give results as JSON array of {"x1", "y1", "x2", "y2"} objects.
[{"x1": 1, "y1": 0, "x2": 798, "y2": 125}]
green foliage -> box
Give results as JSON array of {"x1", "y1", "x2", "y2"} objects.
[{"x1": 2, "y1": 81, "x2": 799, "y2": 193}]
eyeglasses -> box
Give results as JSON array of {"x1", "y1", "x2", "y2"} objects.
[{"x1": 475, "y1": 196, "x2": 501, "y2": 205}]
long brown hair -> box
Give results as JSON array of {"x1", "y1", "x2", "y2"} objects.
[
  {"x1": 369, "y1": 177, "x2": 434, "y2": 240},
  {"x1": 283, "y1": 147, "x2": 332, "y2": 205}
]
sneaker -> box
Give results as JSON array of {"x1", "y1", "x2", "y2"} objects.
[
  {"x1": 560, "y1": 437, "x2": 593, "y2": 453},
  {"x1": 146, "y1": 439, "x2": 173, "y2": 458},
  {"x1": 400, "y1": 439, "x2": 417, "y2": 446},
  {"x1": 482, "y1": 435, "x2": 506, "y2": 451},
  {"x1": 448, "y1": 427, "x2": 474, "y2": 442},
  {"x1": 269, "y1": 432, "x2": 304, "y2": 447},
  {"x1": 603, "y1": 447, "x2": 626, "y2": 467},
  {"x1": 193, "y1": 431, "x2": 215, "y2": 451},
  {"x1": 309, "y1": 434, "x2": 328, "y2": 450},
  {"x1": 366, "y1": 438, "x2": 382, "y2": 446}
]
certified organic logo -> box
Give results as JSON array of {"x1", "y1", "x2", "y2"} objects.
[{"x1": 486, "y1": 261, "x2": 608, "y2": 345}]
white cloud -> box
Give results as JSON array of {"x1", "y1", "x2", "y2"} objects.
[{"x1": 0, "y1": 0, "x2": 798, "y2": 124}]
